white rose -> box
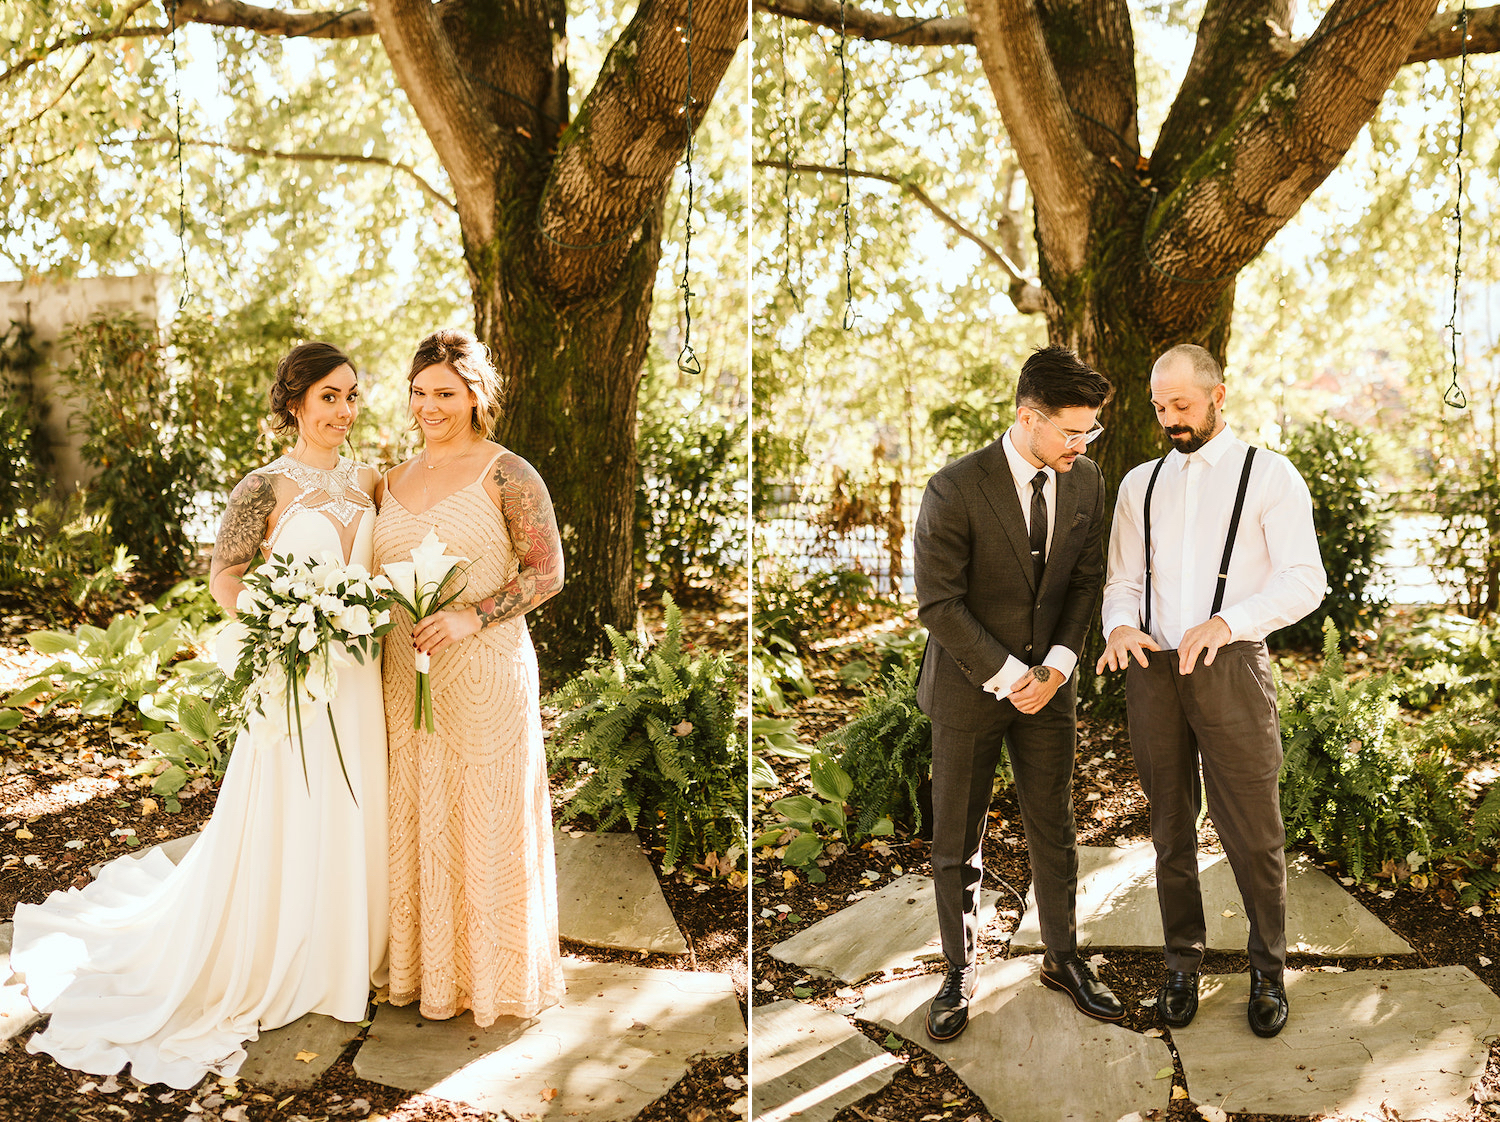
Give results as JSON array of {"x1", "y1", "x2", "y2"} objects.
[
  {"x1": 344, "y1": 562, "x2": 370, "y2": 581},
  {"x1": 334, "y1": 604, "x2": 373, "y2": 637},
  {"x1": 291, "y1": 602, "x2": 315, "y2": 625},
  {"x1": 269, "y1": 575, "x2": 293, "y2": 596},
  {"x1": 318, "y1": 594, "x2": 345, "y2": 616}
]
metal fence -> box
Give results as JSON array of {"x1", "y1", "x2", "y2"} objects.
[{"x1": 758, "y1": 481, "x2": 1450, "y2": 607}]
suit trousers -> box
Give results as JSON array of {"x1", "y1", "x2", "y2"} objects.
[
  {"x1": 931, "y1": 695, "x2": 1078, "y2": 969},
  {"x1": 1125, "y1": 641, "x2": 1286, "y2": 977}
]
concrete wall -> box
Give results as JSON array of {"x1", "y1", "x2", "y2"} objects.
[{"x1": 1, "y1": 275, "x2": 168, "y2": 493}]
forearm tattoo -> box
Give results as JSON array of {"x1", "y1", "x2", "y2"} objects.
[
  {"x1": 210, "y1": 472, "x2": 275, "y2": 580},
  {"x1": 476, "y1": 452, "x2": 564, "y2": 629}
]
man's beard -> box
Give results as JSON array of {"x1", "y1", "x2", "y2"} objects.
[{"x1": 1165, "y1": 401, "x2": 1218, "y2": 454}]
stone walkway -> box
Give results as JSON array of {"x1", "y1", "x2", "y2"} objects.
[
  {"x1": 750, "y1": 999, "x2": 901, "y2": 1122},
  {"x1": 8, "y1": 827, "x2": 742, "y2": 1117},
  {"x1": 759, "y1": 850, "x2": 1498, "y2": 1121}
]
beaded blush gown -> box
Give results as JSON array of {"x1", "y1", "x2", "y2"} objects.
[
  {"x1": 10, "y1": 456, "x2": 389, "y2": 1089},
  {"x1": 373, "y1": 448, "x2": 564, "y2": 1025}
]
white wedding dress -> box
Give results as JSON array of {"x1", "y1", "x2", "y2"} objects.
[{"x1": 11, "y1": 457, "x2": 389, "y2": 1089}]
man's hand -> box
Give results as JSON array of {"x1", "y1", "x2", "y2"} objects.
[
  {"x1": 1096, "y1": 625, "x2": 1160, "y2": 674},
  {"x1": 1178, "y1": 616, "x2": 1232, "y2": 675},
  {"x1": 1008, "y1": 665, "x2": 1062, "y2": 715}
]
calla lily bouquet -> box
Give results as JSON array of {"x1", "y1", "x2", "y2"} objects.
[
  {"x1": 381, "y1": 528, "x2": 470, "y2": 733},
  {"x1": 217, "y1": 553, "x2": 395, "y2": 799}
]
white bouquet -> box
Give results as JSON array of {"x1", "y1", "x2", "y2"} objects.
[
  {"x1": 380, "y1": 528, "x2": 470, "y2": 733},
  {"x1": 218, "y1": 552, "x2": 394, "y2": 798}
]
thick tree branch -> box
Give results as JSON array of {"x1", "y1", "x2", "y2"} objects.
[
  {"x1": 963, "y1": 0, "x2": 1095, "y2": 274},
  {"x1": 132, "y1": 135, "x2": 456, "y2": 211},
  {"x1": 168, "y1": 0, "x2": 375, "y2": 38},
  {"x1": 537, "y1": 0, "x2": 747, "y2": 300},
  {"x1": 1037, "y1": 0, "x2": 1139, "y2": 164},
  {"x1": 1406, "y1": 4, "x2": 1500, "y2": 60},
  {"x1": 754, "y1": 0, "x2": 972, "y2": 45},
  {"x1": 369, "y1": 0, "x2": 502, "y2": 245},
  {"x1": 1151, "y1": 1, "x2": 1295, "y2": 186},
  {"x1": 759, "y1": 158, "x2": 1047, "y2": 314},
  {"x1": 1142, "y1": 0, "x2": 1439, "y2": 327}
]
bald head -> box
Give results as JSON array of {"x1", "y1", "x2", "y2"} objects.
[{"x1": 1151, "y1": 344, "x2": 1223, "y2": 391}]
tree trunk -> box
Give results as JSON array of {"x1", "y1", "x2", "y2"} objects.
[{"x1": 483, "y1": 203, "x2": 668, "y2": 674}]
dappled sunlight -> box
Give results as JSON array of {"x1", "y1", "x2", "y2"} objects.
[{"x1": 1, "y1": 774, "x2": 120, "y2": 821}]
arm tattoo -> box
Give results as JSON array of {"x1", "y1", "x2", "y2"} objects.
[
  {"x1": 1031, "y1": 666, "x2": 1052, "y2": 683},
  {"x1": 476, "y1": 452, "x2": 564, "y2": 629},
  {"x1": 210, "y1": 472, "x2": 276, "y2": 579}
]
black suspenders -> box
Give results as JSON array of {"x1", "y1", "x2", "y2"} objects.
[{"x1": 1141, "y1": 446, "x2": 1257, "y2": 639}]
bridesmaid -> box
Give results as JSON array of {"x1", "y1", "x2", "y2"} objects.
[{"x1": 373, "y1": 329, "x2": 566, "y2": 1024}]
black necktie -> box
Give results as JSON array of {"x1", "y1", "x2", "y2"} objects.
[{"x1": 1029, "y1": 470, "x2": 1048, "y2": 588}]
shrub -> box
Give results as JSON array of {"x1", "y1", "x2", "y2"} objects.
[
  {"x1": 1273, "y1": 420, "x2": 1389, "y2": 647},
  {"x1": 1387, "y1": 613, "x2": 1500, "y2": 710},
  {"x1": 635, "y1": 412, "x2": 747, "y2": 598},
  {"x1": 749, "y1": 623, "x2": 814, "y2": 714},
  {"x1": 0, "y1": 318, "x2": 52, "y2": 520},
  {"x1": 816, "y1": 660, "x2": 934, "y2": 839},
  {"x1": 547, "y1": 594, "x2": 747, "y2": 872},
  {"x1": 57, "y1": 313, "x2": 207, "y2": 580},
  {"x1": 1424, "y1": 427, "x2": 1499, "y2": 619},
  {"x1": 0, "y1": 493, "x2": 136, "y2": 618},
  {"x1": 1278, "y1": 621, "x2": 1467, "y2": 881},
  {"x1": 754, "y1": 562, "x2": 881, "y2": 653}
]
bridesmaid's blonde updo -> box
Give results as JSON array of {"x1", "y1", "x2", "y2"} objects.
[
  {"x1": 269, "y1": 342, "x2": 357, "y2": 435},
  {"x1": 408, "y1": 330, "x2": 502, "y2": 437}
]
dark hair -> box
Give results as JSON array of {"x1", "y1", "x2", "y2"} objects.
[
  {"x1": 1015, "y1": 345, "x2": 1113, "y2": 413},
  {"x1": 408, "y1": 329, "x2": 503, "y2": 437},
  {"x1": 269, "y1": 342, "x2": 356, "y2": 435}
]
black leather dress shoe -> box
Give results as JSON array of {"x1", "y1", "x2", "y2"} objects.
[
  {"x1": 925, "y1": 962, "x2": 976, "y2": 1041},
  {"x1": 1248, "y1": 968, "x2": 1289, "y2": 1037},
  {"x1": 1157, "y1": 969, "x2": 1199, "y2": 1028},
  {"x1": 1039, "y1": 956, "x2": 1125, "y2": 1022}
]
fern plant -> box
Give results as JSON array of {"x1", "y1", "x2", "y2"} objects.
[
  {"x1": 1278, "y1": 620, "x2": 1467, "y2": 881},
  {"x1": 547, "y1": 594, "x2": 747, "y2": 872},
  {"x1": 816, "y1": 661, "x2": 938, "y2": 839}
]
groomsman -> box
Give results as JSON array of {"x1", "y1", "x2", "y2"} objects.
[
  {"x1": 1097, "y1": 343, "x2": 1325, "y2": 1037},
  {"x1": 914, "y1": 345, "x2": 1119, "y2": 1041}
]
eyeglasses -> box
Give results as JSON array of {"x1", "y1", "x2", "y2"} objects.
[{"x1": 1026, "y1": 407, "x2": 1104, "y2": 450}]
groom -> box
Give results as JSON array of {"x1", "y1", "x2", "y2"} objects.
[{"x1": 913, "y1": 345, "x2": 1120, "y2": 1040}]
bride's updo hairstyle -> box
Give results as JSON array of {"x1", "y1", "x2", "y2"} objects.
[
  {"x1": 408, "y1": 329, "x2": 502, "y2": 438},
  {"x1": 269, "y1": 342, "x2": 357, "y2": 435}
]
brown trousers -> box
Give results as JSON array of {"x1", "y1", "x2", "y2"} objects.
[{"x1": 1125, "y1": 641, "x2": 1286, "y2": 977}]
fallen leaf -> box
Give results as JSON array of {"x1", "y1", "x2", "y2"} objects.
[
  {"x1": 672, "y1": 721, "x2": 692, "y2": 736},
  {"x1": 14, "y1": 828, "x2": 32, "y2": 840},
  {"x1": 1221, "y1": 909, "x2": 1237, "y2": 918},
  {"x1": 222, "y1": 1108, "x2": 250, "y2": 1122},
  {"x1": 541, "y1": 1086, "x2": 559, "y2": 1102},
  {"x1": 1143, "y1": 1028, "x2": 1164, "y2": 1038},
  {"x1": 782, "y1": 869, "x2": 799, "y2": 889},
  {"x1": 1198, "y1": 1106, "x2": 1229, "y2": 1122},
  {"x1": 1172, "y1": 1086, "x2": 1189, "y2": 1100},
  {"x1": 1154, "y1": 1067, "x2": 1173, "y2": 1079},
  {"x1": 294, "y1": 1051, "x2": 318, "y2": 1063}
]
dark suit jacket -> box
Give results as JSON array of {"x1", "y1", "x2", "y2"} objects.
[{"x1": 913, "y1": 437, "x2": 1106, "y2": 731}]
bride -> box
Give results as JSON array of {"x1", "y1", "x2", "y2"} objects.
[{"x1": 10, "y1": 342, "x2": 389, "y2": 1089}]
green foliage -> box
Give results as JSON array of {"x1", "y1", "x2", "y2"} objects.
[
  {"x1": 0, "y1": 318, "x2": 52, "y2": 520},
  {"x1": 817, "y1": 661, "x2": 934, "y2": 838},
  {"x1": 1278, "y1": 621, "x2": 1467, "y2": 882},
  {"x1": 635, "y1": 411, "x2": 747, "y2": 597},
  {"x1": 749, "y1": 623, "x2": 814, "y2": 715},
  {"x1": 754, "y1": 750, "x2": 877, "y2": 875},
  {"x1": 1386, "y1": 613, "x2": 1500, "y2": 709},
  {"x1": 1272, "y1": 420, "x2": 1389, "y2": 647},
  {"x1": 1425, "y1": 431, "x2": 1500, "y2": 620},
  {"x1": 0, "y1": 493, "x2": 136, "y2": 617},
  {"x1": 56, "y1": 313, "x2": 207, "y2": 580},
  {"x1": 547, "y1": 594, "x2": 747, "y2": 871},
  {"x1": 754, "y1": 563, "x2": 881, "y2": 653},
  {"x1": 11, "y1": 579, "x2": 230, "y2": 808}
]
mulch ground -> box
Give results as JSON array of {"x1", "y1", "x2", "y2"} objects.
[
  {"x1": 752, "y1": 610, "x2": 1500, "y2": 1122},
  {"x1": 0, "y1": 585, "x2": 748, "y2": 1122}
]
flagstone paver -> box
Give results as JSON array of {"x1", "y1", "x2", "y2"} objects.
[
  {"x1": 1173, "y1": 966, "x2": 1500, "y2": 1118},
  {"x1": 750, "y1": 999, "x2": 902, "y2": 1122},
  {"x1": 1011, "y1": 844, "x2": 1411, "y2": 956},
  {"x1": 769, "y1": 874, "x2": 1001, "y2": 983},
  {"x1": 554, "y1": 831, "x2": 689, "y2": 955},
  {"x1": 116, "y1": 829, "x2": 689, "y2": 956},
  {"x1": 856, "y1": 956, "x2": 1172, "y2": 1122},
  {"x1": 238, "y1": 1011, "x2": 363, "y2": 1089},
  {"x1": 353, "y1": 959, "x2": 744, "y2": 1120}
]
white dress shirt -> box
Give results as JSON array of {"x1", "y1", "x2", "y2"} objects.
[
  {"x1": 982, "y1": 429, "x2": 1080, "y2": 699},
  {"x1": 1101, "y1": 426, "x2": 1326, "y2": 650}
]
